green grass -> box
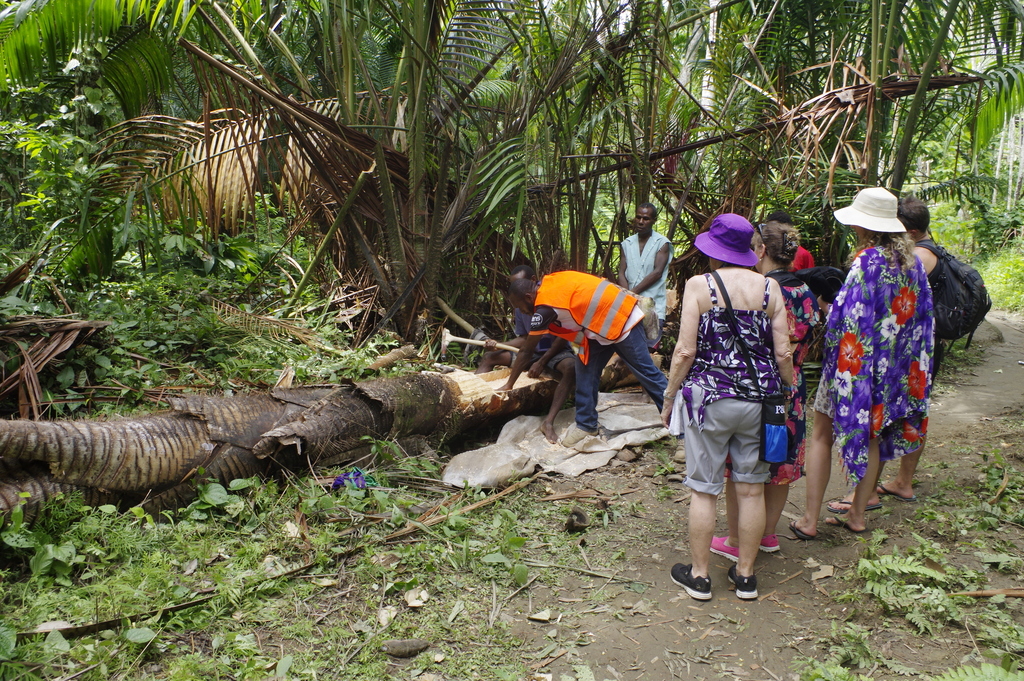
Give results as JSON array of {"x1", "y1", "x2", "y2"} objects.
[{"x1": 0, "y1": 454, "x2": 617, "y2": 680}]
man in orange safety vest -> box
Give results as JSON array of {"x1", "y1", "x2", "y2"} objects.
[{"x1": 498, "y1": 271, "x2": 668, "y2": 447}]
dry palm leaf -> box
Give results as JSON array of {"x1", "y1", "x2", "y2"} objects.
[
  {"x1": 0, "y1": 319, "x2": 112, "y2": 418},
  {"x1": 210, "y1": 299, "x2": 317, "y2": 348},
  {"x1": 0, "y1": 261, "x2": 32, "y2": 297},
  {"x1": 541, "y1": 73, "x2": 982, "y2": 192}
]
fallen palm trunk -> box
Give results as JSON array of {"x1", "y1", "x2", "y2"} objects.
[
  {"x1": 251, "y1": 371, "x2": 555, "y2": 462},
  {"x1": 1, "y1": 370, "x2": 555, "y2": 523},
  {"x1": 0, "y1": 388, "x2": 332, "y2": 523}
]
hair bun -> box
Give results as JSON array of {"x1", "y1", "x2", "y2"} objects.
[{"x1": 782, "y1": 233, "x2": 799, "y2": 258}]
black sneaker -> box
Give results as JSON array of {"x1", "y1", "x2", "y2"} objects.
[
  {"x1": 727, "y1": 564, "x2": 758, "y2": 600},
  {"x1": 670, "y1": 563, "x2": 712, "y2": 601}
]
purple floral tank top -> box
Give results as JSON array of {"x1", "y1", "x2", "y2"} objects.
[{"x1": 684, "y1": 274, "x2": 783, "y2": 427}]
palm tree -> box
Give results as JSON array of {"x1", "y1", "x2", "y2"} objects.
[{"x1": 3, "y1": 0, "x2": 1024, "y2": 331}]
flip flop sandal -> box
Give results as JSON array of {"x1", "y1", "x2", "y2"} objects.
[
  {"x1": 789, "y1": 521, "x2": 816, "y2": 541},
  {"x1": 825, "y1": 517, "x2": 870, "y2": 534},
  {"x1": 827, "y1": 499, "x2": 883, "y2": 514},
  {"x1": 877, "y1": 484, "x2": 917, "y2": 502}
]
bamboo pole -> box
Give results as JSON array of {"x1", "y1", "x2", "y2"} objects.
[
  {"x1": 436, "y1": 297, "x2": 478, "y2": 336},
  {"x1": 890, "y1": 0, "x2": 963, "y2": 191}
]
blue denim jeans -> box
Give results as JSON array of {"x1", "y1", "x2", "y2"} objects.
[{"x1": 574, "y1": 323, "x2": 668, "y2": 432}]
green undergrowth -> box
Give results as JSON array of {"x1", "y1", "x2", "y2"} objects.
[
  {"x1": 977, "y1": 241, "x2": 1024, "y2": 313},
  {"x1": 0, "y1": 449, "x2": 624, "y2": 680},
  {"x1": 938, "y1": 337, "x2": 987, "y2": 379},
  {"x1": 4, "y1": 263, "x2": 419, "y2": 419},
  {"x1": 800, "y1": 454, "x2": 1024, "y2": 681}
]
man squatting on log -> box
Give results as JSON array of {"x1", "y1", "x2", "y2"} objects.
[
  {"x1": 476, "y1": 266, "x2": 576, "y2": 444},
  {"x1": 497, "y1": 270, "x2": 668, "y2": 448}
]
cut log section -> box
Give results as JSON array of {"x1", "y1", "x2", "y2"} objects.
[{"x1": 0, "y1": 370, "x2": 556, "y2": 523}]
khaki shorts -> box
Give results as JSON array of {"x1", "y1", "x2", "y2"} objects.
[{"x1": 683, "y1": 384, "x2": 770, "y2": 495}]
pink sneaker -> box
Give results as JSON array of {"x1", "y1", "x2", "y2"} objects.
[
  {"x1": 759, "y1": 534, "x2": 780, "y2": 553},
  {"x1": 710, "y1": 536, "x2": 739, "y2": 562}
]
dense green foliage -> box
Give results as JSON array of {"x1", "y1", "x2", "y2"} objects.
[
  {"x1": 4, "y1": 0, "x2": 1024, "y2": 334},
  {"x1": 1, "y1": 226, "x2": 416, "y2": 418},
  {"x1": 977, "y1": 239, "x2": 1024, "y2": 312}
]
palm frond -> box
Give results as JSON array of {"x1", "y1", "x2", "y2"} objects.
[
  {"x1": 102, "y1": 28, "x2": 173, "y2": 117},
  {"x1": 96, "y1": 111, "x2": 265, "y2": 238},
  {"x1": 916, "y1": 175, "x2": 1000, "y2": 202},
  {"x1": 973, "y1": 63, "x2": 1024, "y2": 151},
  {"x1": 212, "y1": 298, "x2": 318, "y2": 347},
  {"x1": 0, "y1": 0, "x2": 181, "y2": 87},
  {"x1": 433, "y1": 0, "x2": 519, "y2": 125}
]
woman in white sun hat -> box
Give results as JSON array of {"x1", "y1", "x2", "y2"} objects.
[{"x1": 790, "y1": 187, "x2": 934, "y2": 538}]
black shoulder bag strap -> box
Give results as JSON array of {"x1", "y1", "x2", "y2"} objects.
[
  {"x1": 710, "y1": 270, "x2": 764, "y2": 402},
  {"x1": 711, "y1": 270, "x2": 788, "y2": 464}
]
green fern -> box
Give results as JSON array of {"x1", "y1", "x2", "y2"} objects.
[
  {"x1": 931, "y1": 663, "x2": 1024, "y2": 681},
  {"x1": 905, "y1": 608, "x2": 938, "y2": 635},
  {"x1": 825, "y1": 622, "x2": 877, "y2": 669},
  {"x1": 799, "y1": 659, "x2": 870, "y2": 681},
  {"x1": 858, "y1": 554, "x2": 949, "y2": 585},
  {"x1": 976, "y1": 608, "x2": 1024, "y2": 658},
  {"x1": 858, "y1": 550, "x2": 965, "y2": 633}
]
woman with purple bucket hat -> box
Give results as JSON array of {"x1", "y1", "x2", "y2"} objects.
[{"x1": 661, "y1": 214, "x2": 795, "y2": 601}]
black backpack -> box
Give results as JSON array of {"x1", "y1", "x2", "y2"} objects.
[{"x1": 917, "y1": 239, "x2": 992, "y2": 348}]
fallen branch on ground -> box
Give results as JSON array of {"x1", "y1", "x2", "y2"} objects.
[
  {"x1": 522, "y1": 558, "x2": 638, "y2": 583},
  {"x1": 16, "y1": 561, "x2": 315, "y2": 642},
  {"x1": 949, "y1": 589, "x2": 1024, "y2": 598},
  {"x1": 530, "y1": 648, "x2": 568, "y2": 670},
  {"x1": 384, "y1": 474, "x2": 538, "y2": 541},
  {"x1": 988, "y1": 467, "x2": 1011, "y2": 504}
]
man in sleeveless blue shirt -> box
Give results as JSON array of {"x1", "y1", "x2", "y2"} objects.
[{"x1": 618, "y1": 203, "x2": 673, "y2": 346}]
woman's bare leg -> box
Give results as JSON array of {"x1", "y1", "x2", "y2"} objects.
[
  {"x1": 726, "y1": 481, "x2": 784, "y2": 547},
  {"x1": 723, "y1": 479, "x2": 739, "y2": 547},
  {"x1": 688, "y1": 491, "x2": 717, "y2": 578},
  {"x1": 732, "y1": 482, "x2": 766, "y2": 576},
  {"x1": 793, "y1": 409, "x2": 834, "y2": 537},
  {"x1": 828, "y1": 438, "x2": 881, "y2": 532},
  {"x1": 763, "y1": 483, "x2": 789, "y2": 537}
]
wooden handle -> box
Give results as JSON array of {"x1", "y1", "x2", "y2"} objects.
[{"x1": 443, "y1": 329, "x2": 519, "y2": 354}]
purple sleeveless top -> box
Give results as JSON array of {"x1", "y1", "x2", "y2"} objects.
[{"x1": 684, "y1": 274, "x2": 783, "y2": 428}]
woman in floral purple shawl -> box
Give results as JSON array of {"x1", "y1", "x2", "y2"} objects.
[{"x1": 791, "y1": 188, "x2": 934, "y2": 537}]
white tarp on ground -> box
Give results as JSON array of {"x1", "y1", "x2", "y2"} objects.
[{"x1": 442, "y1": 393, "x2": 671, "y2": 488}]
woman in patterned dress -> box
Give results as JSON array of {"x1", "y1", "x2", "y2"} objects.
[
  {"x1": 711, "y1": 219, "x2": 820, "y2": 560},
  {"x1": 791, "y1": 188, "x2": 934, "y2": 538}
]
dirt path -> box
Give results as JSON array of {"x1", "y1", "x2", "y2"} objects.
[{"x1": 508, "y1": 312, "x2": 1024, "y2": 681}]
